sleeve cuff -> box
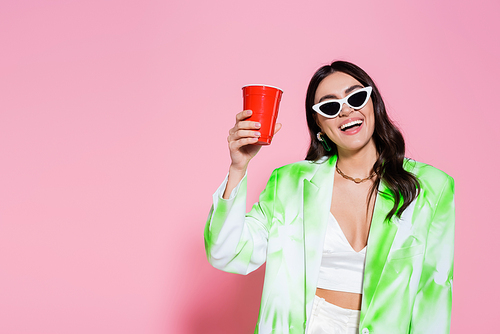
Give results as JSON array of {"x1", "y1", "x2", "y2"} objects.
[{"x1": 214, "y1": 171, "x2": 248, "y2": 201}]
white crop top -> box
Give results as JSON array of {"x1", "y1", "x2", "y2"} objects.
[{"x1": 316, "y1": 212, "x2": 367, "y2": 294}]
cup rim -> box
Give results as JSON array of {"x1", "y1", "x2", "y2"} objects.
[{"x1": 242, "y1": 84, "x2": 283, "y2": 92}]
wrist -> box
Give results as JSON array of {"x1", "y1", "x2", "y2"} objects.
[
  {"x1": 223, "y1": 164, "x2": 247, "y2": 200},
  {"x1": 229, "y1": 163, "x2": 248, "y2": 176}
]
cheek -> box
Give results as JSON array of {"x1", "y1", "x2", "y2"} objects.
[
  {"x1": 363, "y1": 107, "x2": 376, "y2": 127},
  {"x1": 316, "y1": 116, "x2": 329, "y2": 131},
  {"x1": 320, "y1": 119, "x2": 340, "y2": 135},
  {"x1": 366, "y1": 114, "x2": 376, "y2": 137}
]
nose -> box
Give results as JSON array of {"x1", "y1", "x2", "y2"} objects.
[{"x1": 338, "y1": 102, "x2": 354, "y2": 117}]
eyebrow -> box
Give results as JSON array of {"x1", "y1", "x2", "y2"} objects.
[{"x1": 318, "y1": 84, "x2": 364, "y2": 103}]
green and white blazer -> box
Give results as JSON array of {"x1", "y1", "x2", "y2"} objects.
[{"x1": 205, "y1": 155, "x2": 455, "y2": 334}]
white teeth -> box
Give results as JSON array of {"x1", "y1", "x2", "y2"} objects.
[{"x1": 340, "y1": 120, "x2": 363, "y2": 130}]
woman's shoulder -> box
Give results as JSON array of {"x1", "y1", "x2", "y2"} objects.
[
  {"x1": 275, "y1": 156, "x2": 330, "y2": 172},
  {"x1": 272, "y1": 156, "x2": 331, "y2": 179},
  {"x1": 403, "y1": 158, "x2": 454, "y2": 188}
]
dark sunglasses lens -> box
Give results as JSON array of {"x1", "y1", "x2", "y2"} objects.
[
  {"x1": 348, "y1": 91, "x2": 368, "y2": 108},
  {"x1": 319, "y1": 102, "x2": 341, "y2": 116}
]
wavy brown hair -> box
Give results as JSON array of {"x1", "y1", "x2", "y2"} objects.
[{"x1": 305, "y1": 60, "x2": 420, "y2": 220}]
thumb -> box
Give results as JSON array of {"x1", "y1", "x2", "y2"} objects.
[{"x1": 274, "y1": 123, "x2": 282, "y2": 135}]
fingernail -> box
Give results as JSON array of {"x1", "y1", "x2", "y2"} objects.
[
  {"x1": 247, "y1": 110, "x2": 252, "y2": 115},
  {"x1": 255, "y1": 122, "x2": 261, "y2": 128},
  {"x1": 255, "y1": 132, "x2": 261, "y2": 137}
]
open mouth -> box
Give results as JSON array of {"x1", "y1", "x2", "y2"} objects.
[{"x1": 340, "y1": 120, "x2": 363, "y2": 131}]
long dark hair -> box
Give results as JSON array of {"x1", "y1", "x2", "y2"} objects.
[{"x1": 305, "y1": 60, "x2": 419, "y2": 220}]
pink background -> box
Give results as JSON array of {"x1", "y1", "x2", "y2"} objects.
[{"x1": 1, "y1": 1, "x2": 498, "y2": 333}]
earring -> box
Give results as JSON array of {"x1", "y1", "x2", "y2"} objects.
[{"x1": 316, "y1": 132, "x2": 332, "y2": 152}]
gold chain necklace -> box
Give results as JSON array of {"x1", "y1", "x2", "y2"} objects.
[{"x1": 336, "y1": 165, "x2": 376, "y2": 184}]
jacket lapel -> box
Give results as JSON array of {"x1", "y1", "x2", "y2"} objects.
[
  {"x1": 302, "y1": 156, "x2": 337, "y2": 317},
  {"x1": 360, "y1": 180, "x2": 398, "y2": 314}
]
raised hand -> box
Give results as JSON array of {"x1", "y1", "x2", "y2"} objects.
[{"x1": 223, "y1": 110, "x2": 281, "y2": 199}]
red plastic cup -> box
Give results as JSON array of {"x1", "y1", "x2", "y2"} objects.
[{"x1": 242, "y1": 84, "x2": 283, "y2": 145}]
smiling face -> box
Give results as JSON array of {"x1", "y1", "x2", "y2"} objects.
[{"x1": 314, "y1": 71, "x2": 377, "y2": 156}]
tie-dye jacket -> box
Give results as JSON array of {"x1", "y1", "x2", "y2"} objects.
[{"x1": 205, "y1": 155, "x2": 455, "y2": 334}]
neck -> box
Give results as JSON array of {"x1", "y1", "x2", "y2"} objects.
[{"x1": 336, "y1": 142, "x2": 378, "y2": 178}]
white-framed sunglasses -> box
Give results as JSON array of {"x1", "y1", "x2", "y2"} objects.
[{"x1": 312, "y1": 86, "x2": 373, "y2": 118}]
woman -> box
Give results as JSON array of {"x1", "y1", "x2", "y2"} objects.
[{"x1": 204, "y1": 61, "x2": 454, "y2": 334}]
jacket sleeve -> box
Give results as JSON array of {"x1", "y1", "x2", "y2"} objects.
[
  {"x1": 410, "y1": 175, "x2": 455, "y2": 334},
  {"x1": 204, "y1": 170, "x2": 277, "y2": 275}
]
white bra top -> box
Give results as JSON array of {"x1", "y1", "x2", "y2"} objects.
[{"x1": 316, "y1": 212, "x2": 367, "y2": 294}]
